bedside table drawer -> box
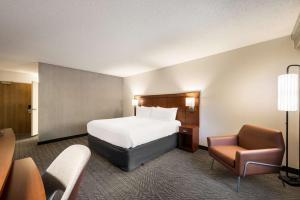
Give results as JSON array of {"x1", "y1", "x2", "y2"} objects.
[{"x1": 179, "y1": 127, "x2": 192, "y2": 135}]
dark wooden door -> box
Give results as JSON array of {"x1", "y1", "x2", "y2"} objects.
[{"x1": 0, "y1": 83, "x2": 31, "y2": 136}]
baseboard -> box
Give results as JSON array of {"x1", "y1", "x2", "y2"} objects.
[
  {"x1": 37, "y1": 133, "x2": 88, "y2": 145},
  {"x1": 198, "y1": 145, "x2": 299, "y2": 175},
  {"x1": 198, "y1": 145, "x2": 208, "y2": 150}
]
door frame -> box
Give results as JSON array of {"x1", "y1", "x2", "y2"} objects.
[{"x1": 31, "y1": 81, "x2": 38, "y2": 136}]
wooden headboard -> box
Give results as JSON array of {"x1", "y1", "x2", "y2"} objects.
[{"x1": 134, "y1": 91, "x2": 200, "y2": 126}]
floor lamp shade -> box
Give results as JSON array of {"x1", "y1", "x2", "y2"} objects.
[{"x1": 278, "y1": 74, "x2": 298, "y2": 111}]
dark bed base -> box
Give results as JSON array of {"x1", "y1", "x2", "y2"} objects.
[{"x1": 88, "y1": 133, "x2": 178, "y2": 171}]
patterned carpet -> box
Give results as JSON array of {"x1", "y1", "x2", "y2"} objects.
[{"x1": 15, "y1": 136, "x2": 300, "y2": 200}]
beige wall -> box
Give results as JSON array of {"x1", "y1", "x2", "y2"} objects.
[
  {"x1": 39, "y1": 63, "x2": 123, "y2": 142},
  {"x1": 0, "y1": 69, "x2": 38, "y2": 83},
  {"x1": 123, "y1": 36, "x2": 300, "y2": 168}
]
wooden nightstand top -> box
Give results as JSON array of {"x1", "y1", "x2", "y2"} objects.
[{"x1": 180, "y1": 124, "x2": 199, "y2": 129}]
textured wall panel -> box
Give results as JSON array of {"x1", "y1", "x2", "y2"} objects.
[{"x1": 38, "y1": 63, "x2": 123, "y2": 142}]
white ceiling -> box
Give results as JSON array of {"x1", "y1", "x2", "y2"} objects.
[{"x1": 0, "y1": 0, "x2": 299, "y2": 77}]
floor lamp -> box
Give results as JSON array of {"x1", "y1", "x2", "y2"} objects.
[{"x1": 278, "y1": 64, "x2": 300, "y2": 186}]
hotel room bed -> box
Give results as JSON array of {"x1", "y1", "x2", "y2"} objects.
[
  {"x1": 87, "y1": 116, "x2": 181, "y2": 171},
  {"x1": 87, "y1": 91, "x2": 200, "y2": 171}
]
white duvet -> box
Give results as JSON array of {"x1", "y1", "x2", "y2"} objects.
[{"x1": 87, "y1": 116, "x2": 181, "y2": 148}]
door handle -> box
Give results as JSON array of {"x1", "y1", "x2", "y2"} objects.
[{"x1": 27, "y1": 108, "x2": 37, "y2": 113}]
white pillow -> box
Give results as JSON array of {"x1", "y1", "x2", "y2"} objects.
[
  {"x1": 151, "y1": 107, "x2": 178, "y2": 121},
  {"x1": 136, "y1": 106, "x2": 152, "y2": 118}
]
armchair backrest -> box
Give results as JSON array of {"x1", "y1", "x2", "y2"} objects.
[
  {"x1": 45, "y1": 145, "x2": 91, "y2": 200},
  {"x1": 238, "y1": 124, "x2": 285, "y2": 150}
]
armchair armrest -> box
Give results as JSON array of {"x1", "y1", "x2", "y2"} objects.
[
  {"x1": 235, "y1": 148, "x2": 284, "y2": 176},
  {"x1": 207, "y1": 135, "x2": 238, "y2": 147}
]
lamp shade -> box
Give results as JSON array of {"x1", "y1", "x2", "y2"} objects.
[
  {"x1": 278, "y1": 74, "x2": 298, "y2": 111},
  {"x1": 132, "y1": 99, "x2": 139, "y2": 106},
  {"x1": 185, "y1": 97, "x2": 195, "y2": 107}
]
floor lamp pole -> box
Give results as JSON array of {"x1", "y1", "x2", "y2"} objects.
[
  {"x1": 279, "y1": 64, "x2": 300, "y2": 186},
  {"x1": 285, "y1": 110, "x2": 289, "y2": 177}
]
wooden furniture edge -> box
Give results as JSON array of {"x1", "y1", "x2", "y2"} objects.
[
  {"x1": 2, "y1": 157, "x2": 46, "y2": 200},
  {"x1": 0, "y1": 128, "x2": 15, "y2": 197},
  {"x1": 134, "y1": 91, "x2": 200, "y2": 98}
]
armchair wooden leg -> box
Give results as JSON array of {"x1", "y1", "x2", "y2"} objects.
[
  {"x1": 210, "y1": 159, "x2": 214, "y2": 170},
  {"x1": 237, "y1": 176, "x2": 241, "y2": 192}
]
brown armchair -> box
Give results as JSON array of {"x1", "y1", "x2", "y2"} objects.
[{"x1": 207, "y1": 124, "x2": 285, "y2": 192}]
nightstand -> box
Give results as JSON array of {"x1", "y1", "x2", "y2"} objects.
[{"x1": 178, "y1": 125, "x2": 199, "y2": 152}]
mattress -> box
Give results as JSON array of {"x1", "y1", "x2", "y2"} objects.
[{"x1": 87, "y1": 116, "x2": 181, "y2": 148}]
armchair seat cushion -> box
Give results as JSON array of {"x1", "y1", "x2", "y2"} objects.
[{"x1": 209, "y1": 145, "x2": 246, "y2": 167}]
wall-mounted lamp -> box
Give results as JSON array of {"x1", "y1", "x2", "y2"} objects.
[
  {"x1": 132, "y1": 99, "x2": 139, "y2": 107},
  {"x1": 185, "y1": 97, "x2": 195, "y2": 112},
  {"x1": 132, "y1": 99, "x2": 139, "y2": 116}
]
